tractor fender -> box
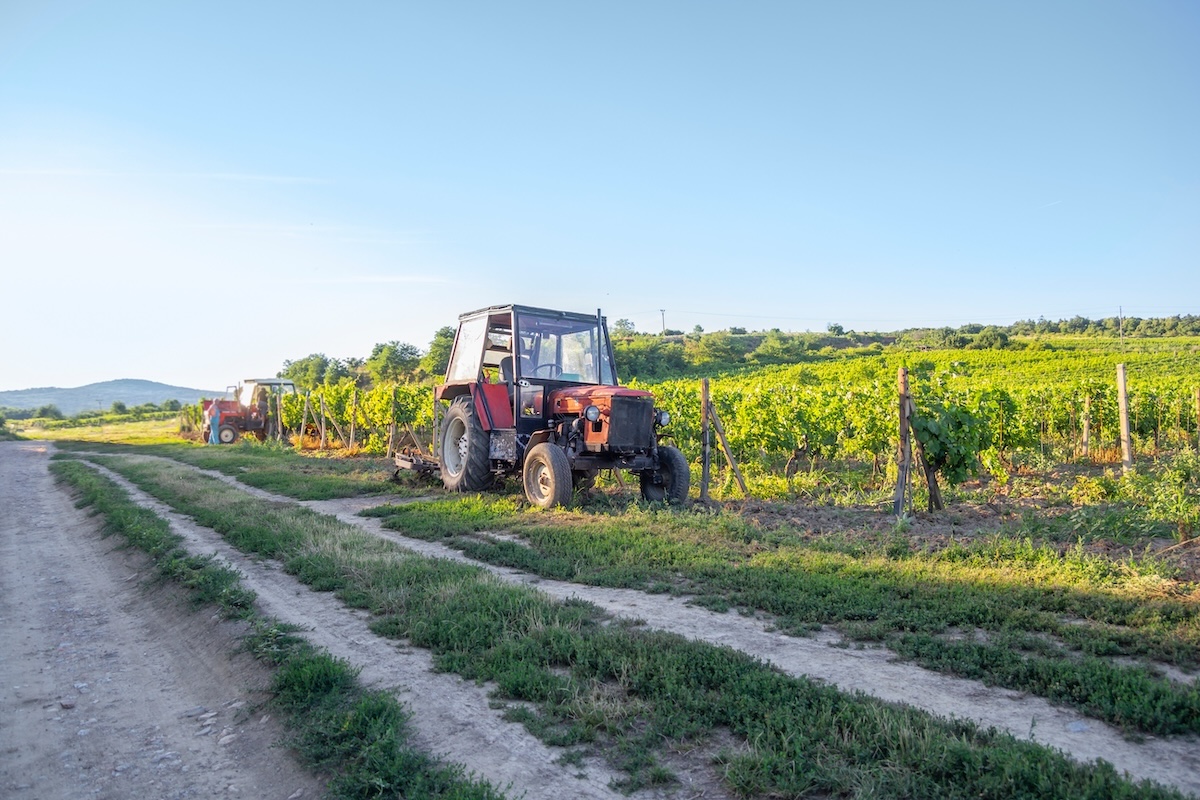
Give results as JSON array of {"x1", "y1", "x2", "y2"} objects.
[
  {"x1": 526, "y1": 429, "x2": 556, "y2": 451},
  {"x1": 468, "y1": 382, "x2": 513, "y2": 432}
]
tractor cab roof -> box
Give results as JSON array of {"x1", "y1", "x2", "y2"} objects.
[
  {"x1": 445, "y1": 304, "x2": 617, "y2": 389},
  {"x1": 457, "y1": 304, "x2": 604, "y2": 324},
  {"x1": 242, "y1": 378, "x2": 296, "y2": 386}
]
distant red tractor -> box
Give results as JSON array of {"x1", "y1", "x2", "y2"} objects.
[
  {"x1": 396, "y1": 304, "x2": 689, "y2": 508},
  {"x1": 201, "y1": 378, "x2": 297, "y2": 444}
]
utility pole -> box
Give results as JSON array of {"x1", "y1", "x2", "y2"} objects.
[{"x1": 660, "y1": 309, "x2": 666, "y2": 335}]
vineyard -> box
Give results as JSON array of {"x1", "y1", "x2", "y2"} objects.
[{"x1": 231, "y1": 338, "x2": 1200, "y2": 514}]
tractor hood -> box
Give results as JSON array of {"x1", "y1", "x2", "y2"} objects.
[{"x1": 547, "y1": 385, "x2": 654, "y2": 416}]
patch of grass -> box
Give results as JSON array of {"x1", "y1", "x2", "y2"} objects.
[
  {"x1": 31, "y1": 418, "x2": 183, "y2": 445},
  {"x1": 1015, "y1": 503, "x2": 1172, "y2": 545},
  {"x1": 365, "y1": 494, "x2": 1200, "y2": 734},
  {"x1": 83, "y1": 453, "x2": 1189, "y2": 798},
  {"x1": 53, "y1": 438, "x2": 427, "y2": 500},
  {"x1": 52, "y1": 457, "x2": 506, "y2": 800},
  {"x1": 49, "y1": 459, "x2": 253, "y2": 618}
]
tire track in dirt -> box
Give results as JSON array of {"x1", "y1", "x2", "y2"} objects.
[
  {"x1": 81, "y1": 452, "x2": 1200, "y2": 797},
  {"x1": 71, "y1": 452, "x2": 727, "y2": 800},
  {"x1": 0, "y1": 442, "x2": 325, "y2": 800}
]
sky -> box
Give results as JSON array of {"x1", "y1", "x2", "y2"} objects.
[{"x1": 1, "y1": 1, "x2": 1197, "y2": 392}]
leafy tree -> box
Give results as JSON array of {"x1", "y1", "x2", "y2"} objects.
[
  {"x1": 613, "y1": 337, "x2": 686, "y2": 380},
  {"x1": 280, "y1": 353, "x2": 346, "y2": 391},
  {"x1": 728, "y1": 326, "x2": 747, "y2": 335},
  {"x1": 688, "y1": 331, "x2": 738, "y2": 367},
  {"x1": 973, "y1": 327, "x2": 1009, "y2": 350},
  {"x1": 34, "y1": 404, "x2": 63, "y2": 420},
  {"x1": 827, "y1": 323, "x2": 845, "y2": 336},
  {"x1": 419, "y1": 326, "x2": 455, "y2": 378},
  {"x1": 161, "y1": 399, "x2": 182, "y2": 412},
  {"x1": 612, "y1": 318, "x2": 637, "y2": 336},
  {"x1": 750, "y1": 330, "x2": 806, "y2": 365},
  {"x1": 366, "y1": 341, "x2": 421, "y2": 385},
  {"x1": 111, "y1": 401, "x2": 127, "y2": 415}
]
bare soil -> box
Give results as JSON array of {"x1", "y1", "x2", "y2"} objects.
[
  {"x1": 0, "y1": 442, "x2": 326, "y2": 800},
  {"x1": 5, "y1": 441, "x2": 1200, "y2": 799}
]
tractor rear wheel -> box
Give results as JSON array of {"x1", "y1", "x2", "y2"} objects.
[
  {"x1": 440, "y1": 396, "x2": 491, "y2": 492},
  {"x1": 217, "y1": 425, "x2": 239, "y2": 445},
  {"x1": 523, "y1": 443, "x2": 572, "y2": 509},
  {"x1": 639, "y1": 445, "x2": 689, "y2": 504}
]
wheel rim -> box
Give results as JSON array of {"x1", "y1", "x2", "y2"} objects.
[
  {"x1": 528, "y1": 459, "x2": 551, "y2": 502},
  {"x1": 443, "y1": 417, "x2": 466, "y2": 477}
]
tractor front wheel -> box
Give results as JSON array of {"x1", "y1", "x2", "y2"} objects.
[
  {"x1": 639, "y1": 445, "x2": 689, "y2": 504},
  {"x1": 523, "y1": 443, "x2": 572, "y2": 509},
  {"x1": 440, "y1": 396, "x2": 491, "y2": 492},
  {"x1": 217, "y1": 425, "x2": 240, "y2": 445}
]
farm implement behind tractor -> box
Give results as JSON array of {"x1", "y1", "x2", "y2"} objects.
[{"x1": 395, "y1": 304, "x2": 688, "y2": 508}]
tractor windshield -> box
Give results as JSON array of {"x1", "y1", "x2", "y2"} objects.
[{"x1": 516, "y1": 313, "x2": 615, "y2": 384}]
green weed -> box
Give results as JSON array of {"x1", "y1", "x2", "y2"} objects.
[{"x1": 81, "y1": 453, "x2": 1190, "y2": 797}]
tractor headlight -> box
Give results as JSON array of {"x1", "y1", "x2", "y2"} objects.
[
  {"x1": 655, "y1": 409, "x2": 670, "y2": 427},
  {"x1": 584, "y1": 405, "x2": 601, "y2": 423}
]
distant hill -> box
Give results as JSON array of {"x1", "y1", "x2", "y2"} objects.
[{"x1": 0, "y1": 379, "x2": 222, "y2": 417}]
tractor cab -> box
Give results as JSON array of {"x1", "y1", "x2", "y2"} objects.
[{"x1": 440, "y1": 305, "x2": 619, "y2": 432}]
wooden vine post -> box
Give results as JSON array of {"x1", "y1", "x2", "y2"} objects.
[
  {"x1": 276, "y1": 392, "x2": 285, "y2": 441},
  {"x1": 710, "y1": 403, "x2": 749, "y2": 497},
  {"x1": 297, "y1": 393, "x2": 312, "y2": 450},
  {"x1": 698, "y1": 378, "x2": 748, "y2": 500},
  {"x1": 1117, "y1": 364, "x2": 1132, "y2": 472},
  {"x1": 325, "y1": 409, "x2": 348, "y2": 449},
  {"x1": 700, "y1": 378, "x2": 712, "y2": 502},
  {"x1": 349, "y1": 388, "x2": 357, "y2": 450},
  {"x1": 319, "y1": 394, "x2": 328, "y2": 450},
  {"x1": 1194, "y1": 387, "x2": 1200, "y2": 454},
  {"x1": 1081, "y1": 395, "x2": 1091, "y2": 458},
  {"x1": 892, "y1": 367, "x2": 944, "y2": 513},
  {"x1": 911, "y1": 415, "x2": 944, "y2": 512},
  {"x1": 892, "y1": 367, "x2": 913, "y2": 517},
  {"x1": 406, "y1": 423, "x2": 426, "y2": 457},
  {"x1": 386, "y1": 390, "x2": 397, "y2": 459}
]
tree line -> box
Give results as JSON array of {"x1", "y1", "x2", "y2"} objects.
[
  {"x1": 277, "y1": 327, "x2": 456, "y2": 391},
  {"x1": 272, "y1": 313, "x2": 1200, "y2": 391},
  {"x1": 2, "y1": 399, "x2": 184, "y2": 422}
]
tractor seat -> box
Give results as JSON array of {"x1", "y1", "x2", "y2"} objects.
[{"x1": 499, "y1": 356, "x2": 514, "y2": 385}]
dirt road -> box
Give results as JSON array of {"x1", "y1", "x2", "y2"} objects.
[{"x1": 0, "y1": 441, "x2": 325, "y2": 799}]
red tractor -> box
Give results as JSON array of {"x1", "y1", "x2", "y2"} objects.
[
  {"x1": 396, "y1": 304, "x2": 689, "y2": 508},
  {"x1": 201, "y1": 378, "x2": 297, "y2": 444}
]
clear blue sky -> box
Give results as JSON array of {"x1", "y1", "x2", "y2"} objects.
[{"x1": 2, "y1": 1, "x2": 1197, "y2": 391}]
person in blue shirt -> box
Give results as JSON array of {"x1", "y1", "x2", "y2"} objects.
[{"x1": 207, "y1": 400, "x2": 221, "y2": 445}]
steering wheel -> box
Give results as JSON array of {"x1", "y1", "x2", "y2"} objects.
[{"x1": 530, "y1": 363, "x2": 562, "y2": 379}]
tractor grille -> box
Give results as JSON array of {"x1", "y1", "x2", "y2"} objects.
[{"x1": 608, "y1": 396, "x2": 654, "y2": 451}]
